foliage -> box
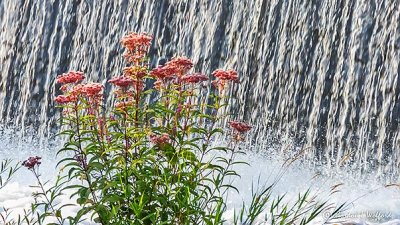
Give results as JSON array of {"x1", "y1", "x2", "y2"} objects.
[
  {"x1": 233, "y1": 176, "x2": 346, "y2": 225},
  {"x1": 0, "y1": 159, "x2": 20, "y2": 190}
]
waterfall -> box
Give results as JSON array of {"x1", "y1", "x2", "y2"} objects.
[{"x1": 1, "y1": 0, "x2": 399, "y2": 176}]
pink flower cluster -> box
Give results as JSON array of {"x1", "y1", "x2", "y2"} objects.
[
  {"x1": 111, "y1": 34, "x2": 151, "y2": 108},
  {"x1": 211, "y1": 69, "x2": 239, "y2": 93},
  {"x1": 109, "y1": 76, "x2": 136, "y2": 88},
  {"x1": 121, "y1": 32, "x2": 152, "y2": 51},
  {"x1": 150, "y1": 56, "x2": 193, "y2": 80},
  {"x1": 228, "y1": 121, "x2": 252, "y2": 133},
  {"x1": 22, "y1": 156, "x2": 42, "y2": 169},
  {"x1": 181, "y1": 73, "x2": 208, "y2": 84},
  {"x1": 109, "y1": 71, "x2": 144, "y2": 91},
  {"x1": 212, "y1": 69, "x2": 239, "y2": 82},
  {"x1": 82, "y1": 83, "x2": 103, "y2": 97},
  {"x1": 109, "y1": 68, "x2": 146, "y2": 109},
  {"x1": 150, "y1": 66, "x2": 176, "y2": 81},
  {"x1": 56, "y1": 71, "x2": 85, "y2": 84},
  {"x1": 54, "y1": 95, "x2": 77, "y2": 104},
  {"x1": 149, "y1": 56, "x2": 210, "y2": 90},
  {"x1": 150, "y1": 133, "x2": 170, "y2": 145},
  {"x1": 121, "y1": 32, "x2": 152, "y2": 63},
  {"x1": 165, "y1": 57, "x2": 193, "y2": 75},
  {"x1": 55, "y1": 71, "x2": 103, "y2": 105}
]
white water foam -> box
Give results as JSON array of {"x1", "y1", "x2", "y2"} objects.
[
  {"x1": 0, "y1": 132, "x2": 399, "y2": 225},
  {"x1": 224, "y1": 151, "x2": 400, "y2": 224}
]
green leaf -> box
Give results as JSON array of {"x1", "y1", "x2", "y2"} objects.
[{"x1": 56, "y1": 210, "x2": 62, "y2": 218}]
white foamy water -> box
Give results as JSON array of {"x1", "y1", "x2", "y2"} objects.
[
  {"x1": 225, "y1": 152, "x2": 400, "y2": 225},
  {"x1": 0, "y1": 132, "x2": 399, "y2": 225}
]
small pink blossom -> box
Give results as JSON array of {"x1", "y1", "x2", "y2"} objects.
[
  {"x1": 181, "y1": 73, "x2": 208, "y2": 84},
  {"x1": 121, "y1": 32, "x2": 152, "y2": 51},
  {"x1": 56, "y1": 71, "x2": 85, "y2": 84},
  {"x1": 165, "y1": 57, "x2": 193, "y2": 75},
  {"x1": 150, "y1": 133, "x2": 170, "y2": 145},
  {"x1": 82, "y1": 83, "x2": 103, "y2": 97},
  {"x1": 22, "y1": 156, "x2": 42, "y2": 169},
  {"x1": 150, "y1": 66, "x2": 176, "y2": 80},
  {"x1": 228, "y1": 121, "x2": 252, "y2": 133},
  {"x1": 54, "y1": 95, "x2": 77, "y2": 104},
  {"x1": 109, "y1": 76, "x2": 135, "y2": 87},
  {"x1": 212, "y1": 69, "x2": 239, "y2": 82}
]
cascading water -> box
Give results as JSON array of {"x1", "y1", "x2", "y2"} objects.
[
  {"x1": 1, "y1": 0, "x2": 399, "y2": 173},
  {"x1": 1, "y1": 0, "x2": 400, "y2": 224}
]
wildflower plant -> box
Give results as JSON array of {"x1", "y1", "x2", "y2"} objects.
[
  {"x1": 9, "y1": 32, "x2": 345, "y2": 225},
  {"x1": 51, "y1": 31, "x2": 249, "y2": 224}
]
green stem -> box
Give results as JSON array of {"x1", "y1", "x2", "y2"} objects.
[
  {"x1": 32, "y1": 169, "x2": 64, "y2": 225},
  {"x1": 123, "y1": 112, "x2": 130, "y2": 216},
  {"x1": 73, "y1": 102, "x2": 105, "y2": 225}
]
